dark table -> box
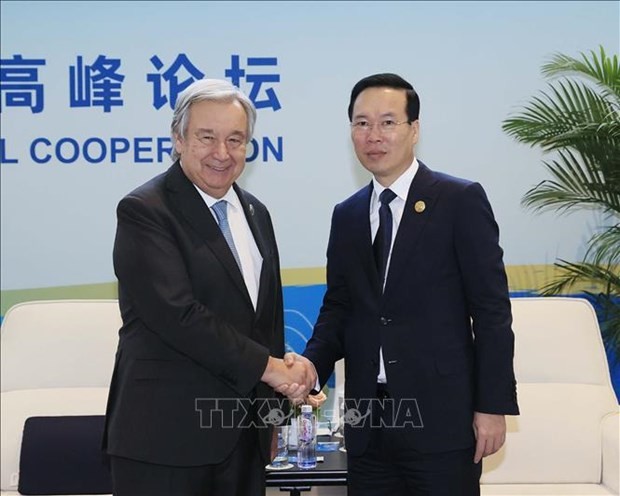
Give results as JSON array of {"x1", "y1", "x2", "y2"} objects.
[{"x1": 266, "y1": 446, "x2": 347, "y2": 496}]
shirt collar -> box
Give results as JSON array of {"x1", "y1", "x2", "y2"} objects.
[
  {"x1": 190, "y1": 181, "x2": 242, "y2": 213},
  {"x1": 372, "y1": 158, "x2": 419, "y2": 202}
]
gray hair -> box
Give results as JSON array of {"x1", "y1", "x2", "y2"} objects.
[{"x1": 170, "y1": 78, "x2": 257, "y2": 161}]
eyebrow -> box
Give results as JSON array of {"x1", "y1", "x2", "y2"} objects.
[
  {"x1": 195, "y1": 128, "x2": 246, "y2": 138},
  {"x1": 352, "y1": 111, "x2": 398, "y2": 120}
]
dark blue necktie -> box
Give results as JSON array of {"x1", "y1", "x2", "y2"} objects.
[{"x1": 373, "y1": 189, "x2": 397, "y2": 284}]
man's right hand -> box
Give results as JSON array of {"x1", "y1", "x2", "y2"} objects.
[
  {"x1": 261, "y1": 355, "x2": 316, "y2": 400},
  {"x1": 274, "y1": 352, "x2": 319, "y2": 403}
]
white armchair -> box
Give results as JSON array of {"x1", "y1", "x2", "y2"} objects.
[
  {"x1": 1, "y1": 300, "x2": 121, "y2": 496},
  {"x1": 481, "y1": 297, "x2": 619, "y2": 495}
]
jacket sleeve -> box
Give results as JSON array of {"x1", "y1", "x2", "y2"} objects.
[
  {"x1": 303, "y1": 205, "x2": 349, "y2": 387},
  {"x1": 453, "y1": 182, "x2": 519, "y2": 415}
]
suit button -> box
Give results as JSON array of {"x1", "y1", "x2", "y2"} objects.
[{"x1": 380, "y1": 317, "x2": 391, "y2": 326}]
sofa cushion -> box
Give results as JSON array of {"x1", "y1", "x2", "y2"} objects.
[
  {"x1": 0, "y1": 300, "x2": 120, "y2": 392},
  {"x1": 481, "y1": 483, "x2": 616, "y2": 495},
  {"x1": 18, "y1": 416, "x2": 111, "y2": 495},
  {"x1": 0, "y1": 388, "x2": 109, "y2": 492},
  {"x1": 481, "y1": 383, "x2": 618, "y2": 484},
  {"x1": 511, "y1": 298, "x2": 610, "y2": 386}
]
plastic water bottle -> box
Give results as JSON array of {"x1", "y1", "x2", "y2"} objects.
[{"x1": 297, "y1": 404, "x2": 317, "y2": 469}]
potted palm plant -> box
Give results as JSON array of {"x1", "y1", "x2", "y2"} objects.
[{"x1": 502, "y1": 46, "x2": 619, "y2": 393}]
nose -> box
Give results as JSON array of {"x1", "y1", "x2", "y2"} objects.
[
  {"x1": 366, "y1": 124, "x2": 383, "y2": 142},
  {"x1": 212, "y1": 140, "x2": 230, "y2": 160}
]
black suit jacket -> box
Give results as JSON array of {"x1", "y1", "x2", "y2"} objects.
[
  {"x1": 103, "y1": 161, "x2": 284, "y2": 466},
  {"x1": 304, "y1": 162, "x2": 519, "y2": 456}
]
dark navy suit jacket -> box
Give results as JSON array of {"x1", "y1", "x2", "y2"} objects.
[{"x1": 304, "y1": 161, "x2": 519, "y2": 456}]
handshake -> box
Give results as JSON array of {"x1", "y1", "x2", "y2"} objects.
[{"x1": 262, "y1": 352, "x2": 325, "y2": 406}]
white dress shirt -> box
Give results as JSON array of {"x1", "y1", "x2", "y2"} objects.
[
  {"x1": 193, "y1": 185, "x2": 263, "y2": 310},
  {"x1": 371, "y1": 158, "x2": 419, "y2": 383}
]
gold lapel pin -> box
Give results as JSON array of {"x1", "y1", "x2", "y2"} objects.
[{"x1": 414, "y1": 200, "x2": 426, "y2": 213}]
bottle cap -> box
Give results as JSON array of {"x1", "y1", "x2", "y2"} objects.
[{"x1": 301, "y1": 404, "x2": 312, "y2": 413}]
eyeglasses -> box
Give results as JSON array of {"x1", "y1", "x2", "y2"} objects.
[
  {"x1": 350, "y1": 119, "x2": 411, "y2": 135},
  {"x1": 192, "y1": 132, "x2": 246, "y2": 151}
]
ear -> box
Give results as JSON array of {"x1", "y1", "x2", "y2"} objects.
[
  {"x1": 410, "y1": 120, "x2": 420, "y2": 145},
  {"x1": 173, "y1": 133, "x2": 184, "y2": 154}
]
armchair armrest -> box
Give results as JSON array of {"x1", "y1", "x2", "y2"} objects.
[{"x1": 601, "y1": 409, "x2": 619, "y2": 494}]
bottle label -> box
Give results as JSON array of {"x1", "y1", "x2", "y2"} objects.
[{"x1": 299, "y1": 415, "x2": 314, "y2": 443}]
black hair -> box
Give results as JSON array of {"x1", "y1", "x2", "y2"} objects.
[{"x1": 347, "y1": 73, "x2": 420, "y2": 122}]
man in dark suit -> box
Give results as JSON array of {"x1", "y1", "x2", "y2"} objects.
[
  {"x1": 283, "y1": 73, "x2": 519, "y2": 495},
  {"x1": 103, "y1": 78, "x2": 314, "y2": 496}
]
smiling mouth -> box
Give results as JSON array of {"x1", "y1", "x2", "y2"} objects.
[{"x1": 207, "y1": 164, "x2": 230, "y2": 172}]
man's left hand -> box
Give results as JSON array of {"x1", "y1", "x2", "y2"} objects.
[
  {"x1": 275, "y1": 353, "x2": 318, "y2": 403},
  {"x1": 472, "y1": 412, "x2": 506, "y2": 464}
]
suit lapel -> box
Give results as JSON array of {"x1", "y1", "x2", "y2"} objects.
[
  {"x1": 233, "y1": 183, "x2": 273, "y2": 318},
  {"x1": 349, "y1": 183, "x2": 383, "y2": 295},
  {"x1": 165, "y1": 162, "x2": 253, "y2": 310},
  {"x1": 234, "y1": 183, "x2": 271, "y2": 261},
  {"x1": 385, "y1": 162, "x2": 438, "y2": 293}
]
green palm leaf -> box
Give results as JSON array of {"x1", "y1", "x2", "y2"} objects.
[
  {"x1": 585, "y1": 225, "x2": 620, "y2": 266},
  {"x1": 541, "y1": 46, "x2": 620, "y2": 99},
  {"x1": 522, "y1": 151, "x2": 620, "y2": 214},
  {"x1": 540, "y1": 260, "x2": 620, "y2": 363},
  {"x1": 503, "y1": 45, "x2": 620, "y2": 360}
]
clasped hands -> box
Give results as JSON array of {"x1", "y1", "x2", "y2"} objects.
[{"x1": 262, "y1": 352, "x2": 320, "y2": 405}]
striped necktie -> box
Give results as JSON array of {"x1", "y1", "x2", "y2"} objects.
[{"x1": 212, "y1": 200, "x2": 243, "y2": 273}]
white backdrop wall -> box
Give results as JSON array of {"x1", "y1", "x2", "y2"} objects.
[{"x1": 1, "y1": 1, "x2": 619, "y2": 298}]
